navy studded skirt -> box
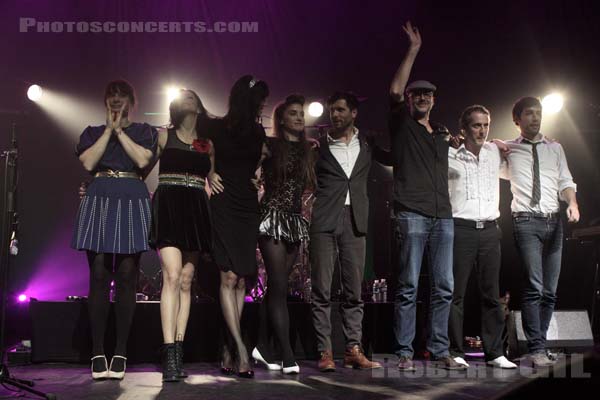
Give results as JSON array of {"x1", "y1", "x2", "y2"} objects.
[{"x1": 71, "y1": 177, "x2": 152, "y2": 254}]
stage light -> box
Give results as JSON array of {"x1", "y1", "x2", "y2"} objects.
[
  {"x1": 17, "y1": 294, "x2": 28, "y2": 303},
  {"x1": 308, "y1": 102, "x2": 324, "y2": 118},
  {"x1": 542, "y1": 93, "x2": 564, "y2": 114},
  {"x1": 27, "y1": 85, "x2": 43, "y2": 102},
  {"x1": 166, "y1": 87, "x2": 181, "y2": 104}
]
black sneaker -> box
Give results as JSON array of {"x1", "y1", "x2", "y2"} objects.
[{"x1": 91, "y1": 355, "x2": 109, "y2": 380}]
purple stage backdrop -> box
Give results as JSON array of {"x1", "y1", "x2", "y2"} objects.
[{"x1": 0, "y1": 0, "x2": 599, "y2": 310}]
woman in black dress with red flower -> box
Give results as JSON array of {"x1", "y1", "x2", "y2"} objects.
[
  {"x1": 208, "y1": 75, "x2": 269, "y2": 378},
  {"x1": 149, "y1": 89, "x2": 214, "y2": 382}
]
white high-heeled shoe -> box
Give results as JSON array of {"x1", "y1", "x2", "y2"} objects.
[
  {"x1": 282, "y1": 362, "x2": 300, "y2": 375},
  {"x1": 252, "y1": 347, "x2": 282, "y2": 371}
]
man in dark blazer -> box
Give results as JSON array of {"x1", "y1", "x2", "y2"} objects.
[{"x1": 310, "y1": 91, "x2": 388, "y2": 371}]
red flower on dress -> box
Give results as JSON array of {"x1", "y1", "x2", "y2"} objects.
[{"x1": 191, "y1": 138, "x2": 211, "y2": 153}]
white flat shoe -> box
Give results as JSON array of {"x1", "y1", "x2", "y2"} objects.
[
  {"x1": 487, "y1": 356, "x2": 517, "y2": 369},
  {"x1": 453, "y1": 356, "x2": 470, "y2": 368},
  {"x1": 107, "y1": 355, "x2": 127, "y2": 379},
  {"x1": 252, "y1": 347, "x2": 282, "y2": 371},
  {"x1": 91, "y1": 355, "x2": 109, "y2": 380},
  {"x1": 282, "y1": 362, "x2": 300, "y2": 374}
]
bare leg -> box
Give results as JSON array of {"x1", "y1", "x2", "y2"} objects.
[
  {"x1": 160, "y1": 247, "x2": 183, "y2": 344},
  {"x1": 175, "y1": 252, "x2": 198, "y2": 341}
]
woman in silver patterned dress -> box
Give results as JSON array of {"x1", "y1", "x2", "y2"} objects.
[{"x1": 251, "y1": 94, "x2": 316, "y2": 374}]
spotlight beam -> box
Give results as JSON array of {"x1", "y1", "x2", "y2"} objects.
[{"x1": 542, "y1": 93, "x2": 564, "y2": 114}]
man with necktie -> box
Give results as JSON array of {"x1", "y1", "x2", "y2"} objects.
[{"x1": 501, "y1": 96, "x2": 579, "y2": 367}]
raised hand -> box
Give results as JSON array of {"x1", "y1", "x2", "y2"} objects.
[
  {"x1": 402, "y1": 21, "x2": 422, "y2": 50},
  {"x1": 106, "y1": 101, "x2": 125, "y2": 132},
  {"x1": 105, "y1": 100, "x2": 115, "y2": 129}
]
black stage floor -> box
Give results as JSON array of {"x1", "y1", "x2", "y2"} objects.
[{"x1": 2, "y1": 351, "x2": 599, "y2": 400}]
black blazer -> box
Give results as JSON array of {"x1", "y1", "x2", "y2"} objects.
[{"x1": 311, "y1": 133, "x2": 389, "y2": 235}]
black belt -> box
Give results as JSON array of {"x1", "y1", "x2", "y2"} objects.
[
  {"x1": 453, "y1": 218, "x2": 497, "y2": 230},
  {"x1": 512, "y1": 211, "x2": 559, "y2": 219}
]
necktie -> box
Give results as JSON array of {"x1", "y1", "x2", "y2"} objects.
[{"x1": 524, "y1": 140, "x2": 541, "y2": 207}]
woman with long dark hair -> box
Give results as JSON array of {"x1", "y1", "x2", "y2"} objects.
[
  {"x1": 71, "y1": 80, "x2": 157, "y2": 380},
  {"x1": 208, "y1": 75, "x2": 269, "y2": 378},
  {"x1": 149, "y1": 89, "x2": 214, "y2": 382},
  {"x1": 251, "y1": 94, "x2": 316, "y2": 374}
]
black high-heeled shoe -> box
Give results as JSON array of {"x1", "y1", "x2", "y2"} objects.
[
  {"x1": 237, "y1": 358, "x2": 254, "y2": 379},
  {"x1": 220, "y1": 363, "x2": 235, "y2": 375},
  {"x1": 221, "y1": 346, "x2": 235, "y2": 375},
  {"x1": 237, "y1": 369, "x2": 255, "y2": 379}
]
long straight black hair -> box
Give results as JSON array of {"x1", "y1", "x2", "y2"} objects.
[{"x1": 224, "y1": 75, "x2": 269, "y2": 136}]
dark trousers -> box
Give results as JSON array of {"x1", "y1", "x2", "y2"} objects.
[
  {"x1": 310, "y1": 206, "x2": 366, "y2": 352},
  {"x1": 448, "y1": 221, "x2": 505, "y2": 361},
  {"x1": 513, "y1": 215, "x2": 563, "y2": 354}
]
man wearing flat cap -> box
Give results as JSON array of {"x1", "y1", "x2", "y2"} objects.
[{"x1": 388, "y1": 21, "x2": 463, "y2": 371}]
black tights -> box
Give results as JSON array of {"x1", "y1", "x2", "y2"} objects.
[
  {"x1": 87, "y1": 251, "x2": 140, "y2": 356},
  {"x1": 257, "y1": 237, "x2": 298, "y2": 366}
]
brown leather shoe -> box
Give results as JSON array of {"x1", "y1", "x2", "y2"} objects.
[
  {"x1": 343, "y1": 345, "x2": 382, "y2": 369},
  {"x1": 318, "y1": 350, "x2": 336, "y2": 372}
]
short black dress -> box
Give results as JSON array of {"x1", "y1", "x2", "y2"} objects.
[
  {"x1": 149, "y1": 129, "x2": 212, "y2": 253},
  {"x1": 208, "y1": 119, "x2": 265, "y2": 276},
  {"x1": 259, "y1": 138, "x2": 309, "y2": 243}
]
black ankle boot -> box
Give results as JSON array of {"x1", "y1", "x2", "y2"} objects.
[
  {"x1": 174, "y1": 341, "x2": 188, "y2": 378},
  {"x1": 162, "y1": 343, "x2": 180, "y2": 382}
]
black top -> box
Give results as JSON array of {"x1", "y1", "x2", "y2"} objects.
[
  {"x1": 388, "y1": 97, "x2": 452, "y2": 218},
  {"x1": 159, "y1": 129, "x2": 211, "y2": 177},
  {"x1": 261, "y1": 138, "x2": 306, "y2": 215}
]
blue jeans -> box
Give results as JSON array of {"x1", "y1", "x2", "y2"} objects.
[
  {"x1": 393, "y1": 211, "x2": 454, "y2": 359},
  {"x1": 513, "y1": 215, "x2": 563, "y2": 354}
]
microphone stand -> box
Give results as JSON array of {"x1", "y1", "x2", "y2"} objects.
[{"x1": 0, "y1": 123, "x2": 56, "y2": 399}]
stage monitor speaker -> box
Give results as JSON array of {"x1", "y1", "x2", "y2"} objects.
[{"x1": 507, "y1": 310, "x2": 594, "y2": 357}]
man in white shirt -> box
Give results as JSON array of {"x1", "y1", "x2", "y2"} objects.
[
  {"x1": 447, "y1": 105, "x2": 517, "y2": 369},
  {"x1": 501, "y1": 96, "x2": 579, "y2": 368},
  {"x1": 310, "y1": 92, "x2": 382, "y2": 371}
]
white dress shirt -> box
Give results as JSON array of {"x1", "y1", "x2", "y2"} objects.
[
  {"x1": 500, "y1": 134, "x2": 577, "y2": 213},
  {"x1": 448, "y1": 142, "x2": 502, "y2": 221},
  {"x1": 327, "y1": 128, "x2": 361, "y2": 205}
]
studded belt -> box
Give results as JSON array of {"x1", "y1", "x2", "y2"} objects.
[{"x1": 158, "y1": 173, "x2": 206, "y2": 189}]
